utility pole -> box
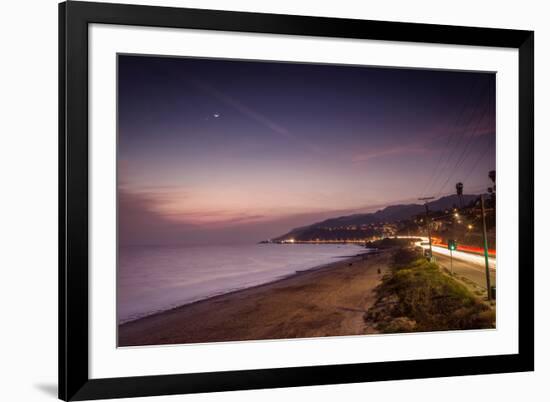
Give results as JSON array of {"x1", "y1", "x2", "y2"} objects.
[
  {"x1": 480, "y1": 194, "x2": 492, "y2": 301},
  {"x1": 456, "y1": 182, "x2": 464, "y2": 208},
  {"x1": 447, "y1": 239, "x2": 457, "y2": 275},
  {"x1": 419, "y1": 197, "x2": 435, "y2": 261}
]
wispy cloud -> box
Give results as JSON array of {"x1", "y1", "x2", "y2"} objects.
[
  {"x1": 351, "y1": 145, "x2": 432, "y2": 163},
  {"x1": 189, "y1": 78, "x2": 325, "y2": 156},
  {"x1": 118, "y1": 186, "x2": 435, "y2": 246},
  {"x1": 163, "y1": 209, "x2": 267, "y2": 226}
]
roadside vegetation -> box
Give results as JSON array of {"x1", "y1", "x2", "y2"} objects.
[
  {"x1": 365, "y1": 247, "x2": 495, "y2": 333},
  {"x1": 365, "y1": 237, "x2": 420, "y2": 249}
]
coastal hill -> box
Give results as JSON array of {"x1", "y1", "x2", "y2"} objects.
[{"x1": 274, "y1": 194, "x2": 479, "y2": 242}]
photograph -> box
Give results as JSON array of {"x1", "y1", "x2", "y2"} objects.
[{"x1": 116, "y1": 55, "x2": 497, "y2": 347}]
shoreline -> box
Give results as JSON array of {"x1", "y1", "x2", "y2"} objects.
[
  {"x1": 118, "y1": 250, "x2": 390, "y2": 347},
  {"x1": 118, "y1": 249, "x2": 372, "y2": 325}
]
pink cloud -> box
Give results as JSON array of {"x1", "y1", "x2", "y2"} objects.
[
  {"x1": 351, "y1": 145, "x2": 432, "y2": 163},
  {"x1": 163, "y1": 210, "x2": 268, "y2": 227}
]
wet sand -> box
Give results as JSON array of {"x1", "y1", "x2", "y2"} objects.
[{"x1": 118, "y1": 250, "x2": 391, "y2": 347}]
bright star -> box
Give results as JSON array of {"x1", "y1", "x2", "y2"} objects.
[{"x1": 213, "y1": 113, "x2": 220, "y2": 118}]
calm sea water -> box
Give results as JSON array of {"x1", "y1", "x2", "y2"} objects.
[{"x1": 118, "y1": 243, "x2": 363, "y2": 324}]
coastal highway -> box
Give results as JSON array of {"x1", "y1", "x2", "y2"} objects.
[
  {"x1": 397, "y1": 236, "x2": 496, "y2": 289},
  {"x1": 424, "y1": 243, "x2": 496, "y2": 270},
  {"x1": 430, "y1": 252, "x2": 496, "y2": 289}
]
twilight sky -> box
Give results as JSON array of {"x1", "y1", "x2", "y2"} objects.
[{"x1": 118, "y1": 55, "x2": 496, "y2": 245}]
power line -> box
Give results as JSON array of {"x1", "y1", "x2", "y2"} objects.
[
  {"x1": 424, "y1": 80, "x2": 491, "y2": 197},
  {"x1": 420, "y1": 79, "x2": 478, "y2": 197},
  {"x1": 433, "y1": 87, "x2": 493, "y2": 198},
  {"x1": 462, "y1": 135, "x2": 494, "y2": 185},
  {"x1": 422, "y1": 82, "x2": 481, "y2": 197},
  {"x1": 445, "y1": 95, "x2": 494, "y2": 180},
  {"x1": 431, "y1": 82, "x2": 491, "y2": 195}
]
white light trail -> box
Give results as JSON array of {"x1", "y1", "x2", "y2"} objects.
[{"x1": 397, "y1": 236, "x2": 496, "y2": 270}]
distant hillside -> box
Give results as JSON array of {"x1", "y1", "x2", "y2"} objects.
[{"x1": 275, "y1": 194, "x2": 479, "y2": 241}]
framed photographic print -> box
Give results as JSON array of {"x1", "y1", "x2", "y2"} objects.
[{"x1": 59, "y1": 1, "x2": 534, "y2": 400}]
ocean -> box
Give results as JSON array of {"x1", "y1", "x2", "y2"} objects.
[{"x1": 118, "y1": 243, "x2": 363, "y2": 324}]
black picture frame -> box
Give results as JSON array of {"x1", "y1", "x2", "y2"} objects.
[{"x1": 59, "y1": 1, "x2": 534, "y2": 400}]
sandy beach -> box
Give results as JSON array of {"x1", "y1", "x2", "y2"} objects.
[{"x1": 118, "y1": 250, "x2": 392, "y2": 347}]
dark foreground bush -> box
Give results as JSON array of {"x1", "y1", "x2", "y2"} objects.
[
  {"x1": 392, "y1": 247, "x2": 420, "y2": 267},
  {"x1": 366, "y1": 238, "x2": 420, "y2": 249},
  {"x1": 365, "y1": 248, "x2": 495, "y2": 333}
]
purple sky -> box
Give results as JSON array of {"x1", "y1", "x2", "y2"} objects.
[{"x1": 118, "y1": 55, "x2": 496, "y2": 245}]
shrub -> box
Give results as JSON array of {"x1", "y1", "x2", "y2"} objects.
[{"x1": 366, "y1": 248, "x2": 495, "y2": 333}]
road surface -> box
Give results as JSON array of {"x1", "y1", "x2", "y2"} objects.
[
  {"x1": 397, "y1": 236, "x2": 496, "y2": 290},
  {"x1": 432, "y1": 252, "x2": 495, "y2": 289}
]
